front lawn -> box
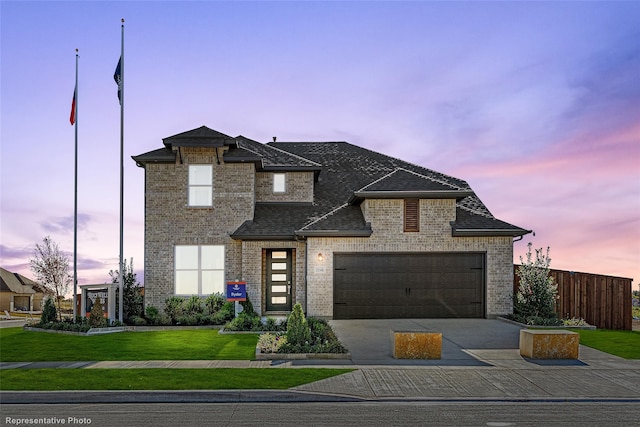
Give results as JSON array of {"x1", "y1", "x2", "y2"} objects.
[
  {"x1": 0, "y1": 327, "x2": 258, "y2": 361},
  {"x1": 570, "y1": 328, "x2": 640, "y2": 359},
  {"x1": 0, "y1": 368, "x2": 352, "y2": 391}
]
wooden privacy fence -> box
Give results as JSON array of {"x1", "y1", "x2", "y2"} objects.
[{"x1": 513, "y1": 266, "x2": 633, "y2": 330}]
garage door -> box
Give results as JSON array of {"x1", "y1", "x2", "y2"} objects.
[{"x1": 333, "y1": 252, "x2": 485, "y2": 319}]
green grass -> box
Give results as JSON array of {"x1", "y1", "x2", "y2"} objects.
[
  {"x1": 0, "y1": 327, "x2": 258, "y2": 361},
  {"x1": 569, "y1": 328, "x2": 640, "y2": 359},
  {"x1": 0, "y1": 368, "x2": 353, "y2": 391}
]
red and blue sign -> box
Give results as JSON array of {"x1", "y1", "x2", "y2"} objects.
[{"x1": 226, "y1": 282, "x2": 247, "y2": 301}]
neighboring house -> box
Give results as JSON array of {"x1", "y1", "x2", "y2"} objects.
[
  {"x1": 0, "y1": 267, "x2": 48, "y2": 312},
  {"x1": 133, "y1": 126, "x2": 530, "y2": 319}
]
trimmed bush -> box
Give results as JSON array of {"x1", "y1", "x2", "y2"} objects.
[
  {"x1": 40, "y1": 297, "x2": 57, "y2": 324},
  {"x1": 89, "y1": 296, "x2": 107, "y2": 328},
  {"x1": 225, "y1": 312, "x2": 261, "y2": 331},
  {"x1": 286, "y1": 303, "x2": 311, "y2": 346}
]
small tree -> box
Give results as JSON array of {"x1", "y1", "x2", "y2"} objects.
[
  {"x1": 514, "y1": 243, "x2": 558, "y2": 321},
  {"x1": 40, "y1": 296, "x2": 57, "y2": 324},
  {"x1": 109, "y1": 258, "x2": 143, "y2": 323},
  {"x1": 89, "y1": 296, "x2": 106, "y2": 327},
  {"x1": 30, "y1": 236, "x2": 71, "y2": 321},
  {"x1": 286, "y1": 303, "x2": 311, "y2": 346}
]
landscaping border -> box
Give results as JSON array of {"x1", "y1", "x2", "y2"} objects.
[
  {"x1": 22, "y1": 325, "x2": 220, "y2": 336},
  {"x1": 498, "y1": 317, "x2": 596, "y2": 330},
  {"x1": 255, "y1": 347, "x2": 351, "y2": 360}
]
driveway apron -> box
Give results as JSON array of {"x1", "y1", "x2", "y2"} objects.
[{"x1": 328, "y1": 318, "x2": 523, "y2": 366}]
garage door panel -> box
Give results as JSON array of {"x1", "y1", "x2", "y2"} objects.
[{"x1": 333, "y1": 253, "x2": 485, "y2": 319}]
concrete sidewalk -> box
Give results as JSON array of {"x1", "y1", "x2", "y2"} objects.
[{"x1": 2, "y1": 347, "x2": 639, "y2": 402}]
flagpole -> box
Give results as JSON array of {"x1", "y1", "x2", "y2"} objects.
[
  {"x1": 118, "y1": 19, "x2": 125, "y2": 324},
  {"x1": 73, "y1": 48, "x2": 79, "y2": 321}
]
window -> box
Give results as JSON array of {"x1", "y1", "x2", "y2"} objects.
[
  {"x1": 404, "y1": 199, "x2": 419, "y2": 232},
  {"x1": 175, "y1": 245, "x2": 225, "y2": 295},
  {"x1": 188, "y1": 165, "x2": 213, "y2": 206},
  {"x1": 273, "y1": 173, "x2": 286, "y2": 193}
]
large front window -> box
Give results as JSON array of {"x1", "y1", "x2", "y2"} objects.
[
  {"x1": 175, "y1": 245, "x2": 224, "y2": 295},
  {"x1": 188, "y1": 165, "x2": 213, "y2": 206}
]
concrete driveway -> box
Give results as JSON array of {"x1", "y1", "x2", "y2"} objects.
[{"x1": 328, "y1": 318, "x2": 523, "y2": 366}]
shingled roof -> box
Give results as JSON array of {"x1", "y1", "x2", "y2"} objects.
[
  {"x1": 133, "y1": 127, "x2": 530, "y2": 239},
  {"x1": 234, "y1": 140, "x2": 529, "y2": 239}
]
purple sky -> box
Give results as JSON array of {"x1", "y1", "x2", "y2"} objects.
[{"x1": 1, "y1": 2, "x2": 639, "y2": 291}]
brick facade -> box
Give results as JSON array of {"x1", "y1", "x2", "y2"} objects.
[
  {"x1": 143, "y1": 147, "x2": 254, "y2": 309},
  {"x1": 138, "y1": 133, "x2": 521, "y2": 319},
  {"x1": 305, "y1": 199, "x2": 514, "y2": 318},
  {"x1": 255, "y1": 171, "x2": 314, "y2": 203}
]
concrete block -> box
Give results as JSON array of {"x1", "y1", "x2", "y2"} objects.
[
  {"x1": 391, "y1": 331, "x2": 442, "y2": 359},
  {"x1": 519, "y1": 329, "x2": 580, "y2": 359}
]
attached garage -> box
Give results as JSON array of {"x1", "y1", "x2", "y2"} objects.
[{"x1": 333, "y1": 252, "x2": 485, "y2": 319}]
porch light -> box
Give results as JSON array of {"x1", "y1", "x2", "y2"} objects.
[{"x1": 317, "y1": 253, "x2": 324, "y2": 262}]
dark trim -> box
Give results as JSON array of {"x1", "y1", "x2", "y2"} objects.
[
  {"x1": 295, "y1": 229, "x2": 372, "y2": 238},
  {"x1": 262, "y1": 166, "x2": 322, "y2": 172},
  {"x1": 451, "y1": 228, "x2": 532, "y2": 237},
  {"x1": 350, "y1": 190, "x2": 474, "y2": 204},
  {"x1": 230, "y1": 233, "x2": 296, "y2": 241}
]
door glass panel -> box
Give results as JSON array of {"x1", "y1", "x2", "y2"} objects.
[
  {"x1": 271, "y1": 273, "x2": 287, "y2": 282},
  {"x1": 272, "y1": 297, "x2": 287, "y2": 304},
  {"x1": 271, "y1": 262, "x2": 287, "y2": 270},
  {"x1": 271, "y1": 251, "x2": 287, "y2": 259},
  {"x1": 271, "y1": 285, "x2": 287, "y2": 293}
]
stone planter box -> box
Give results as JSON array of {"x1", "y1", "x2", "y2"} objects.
[
  {"x1": 519, "y1": 329, "x2": 580, "y2": 359},
  {"x1": 391, "y1": 331, "x2": 442, "y2": 359},
  {"x1": 255, "y1": 347, "x2": 351, "y2": 360}
]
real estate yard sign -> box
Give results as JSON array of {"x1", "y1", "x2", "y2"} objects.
[{"x1": 226, "y1": 282, "x2": 247, "y2": 302}]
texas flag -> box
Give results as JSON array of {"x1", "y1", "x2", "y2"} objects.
[{"x1": 69, "y1": 87, "x2": 76, "y2": 125}]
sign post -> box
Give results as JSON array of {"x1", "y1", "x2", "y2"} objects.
[{"x1": 226, "y1": 281, "x2": 247, "y2": 318}]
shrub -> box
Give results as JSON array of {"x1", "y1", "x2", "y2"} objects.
[
  {"x1": 225, "y1": 312, "x2": 261, "y2": 331},
  {"x1": 514, "y1": 243, "x2": 558, "y2": 320},
  {"x1": 184, "y1": 295, "x2": 204, "y2": 315},
  {"x1": 562, "y1": 317, "x2": 589, "y2": 327},
  {"x1": 89, "y1": 296, "x2": 107, "y2": 328},
  {"x1": 212, "y1": 307, "x2": 234, "y2": 325},
  {"x1": 175, "y1": 315, "x2": 198, "y2": 326},
  {"x1": 205, "y1": 293, "x2": 225, "y2": 315},
  {"x1": 145, "y1": 305, "x2": 159, "y2": 323},
  {"x1": 262, "y1": 317, "x2": 285, "y2": 332},
  {"x1": 239, "y1": 297, "x2": 257, "y2": 316},
  {"x1": 286, "y1": 303, "x2": 311, "y2": 346},
  {"x1": 129, "y1": 315, "x2": 148, "y2": 326},
  {"x1": 308, "y1": 317, "x2": 337, "y2": 343},
  {"x1": 40, "y1": 297, "x2": 57, "y2": 324},
  {"x1": 164, "y1": 296, "x2": 184, "y2": 324}
]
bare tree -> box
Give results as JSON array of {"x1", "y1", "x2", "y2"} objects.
[{"x1": 30, "y1": 236, "x2": 71, "y2": 321}]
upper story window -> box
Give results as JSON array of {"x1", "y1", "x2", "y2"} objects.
[
  {"x1": 273, "y1": 173, "x2": 286, "y2": 193},
  {"x1": 188, "y1": 165, "x2": 213, "y2": 206},
  {"x1": 404, "y1": 199, "x2": 419, "y2": 232}
]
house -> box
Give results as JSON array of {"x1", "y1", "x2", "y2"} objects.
[
  {"x1": 0, "y1": 267, "x2": 48, "y2": 312},
  {"x1": 133, "y1": 126, "x2": 530, "y2": 319}
]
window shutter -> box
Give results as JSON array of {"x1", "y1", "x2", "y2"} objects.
[{"x1": 404, "y1": 199, "x2": 419, "y2": 232}]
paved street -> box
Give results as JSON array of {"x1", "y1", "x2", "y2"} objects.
[{"x1": 2, "y1": 401, "x2": 638, "y2": 427}]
